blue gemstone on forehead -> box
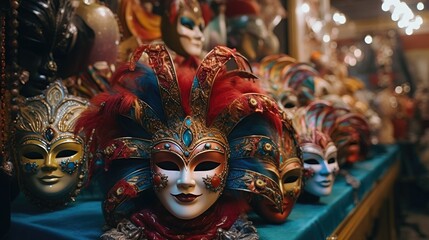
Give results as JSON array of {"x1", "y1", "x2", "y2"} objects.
[
  {"x1": 184, "y1": 151, "x2": 190, "y2": 157},
  {"x1": 185, "y1": 118, "x2": 192, "y2": 127},
  {"x1": 45, "y1": 127, "x2": 55, "y2": 141},
  {"x1": 183, "y1": 129, "x2": 193, "y2": 147}
]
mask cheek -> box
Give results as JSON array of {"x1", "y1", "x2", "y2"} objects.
[
  {"x1": 177, "y1": 24, "x2": 194, "y2": 37},
  {"x1": 303, "y1": 166, "x2": 316, "y2": 180},
  {"x1": 153, "y1": 172, "x2": 169, "y2": 190},
  {"x1": 59, "y1": 159, "x2": 80, "y2": 175},
  {"x1": 202, "y1": 173, "x2": 224, "y2": 192},
  {"x1": 22, "y1": 161, "x2": 40, "y2": 174},
  {"x1": 282, "y1": 168, "x2": 303, "y2": 199}
]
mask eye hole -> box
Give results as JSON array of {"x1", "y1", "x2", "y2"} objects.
[
  {"x1": 156, "y1": 161, "x2": 180, "y2": 171},
  {"x1": 281, "y1": 95, "x2": 296, "y2": 109},
  {"x1": 56, "y1": 150, "x2": 78, "y2": 158},
  {"x1": 284, "y1": 102, "x2": 296, "y2": 109},
  {"x1": 195, "y1": 161, "x2": 220, "y2": 171},
  {"x1": 180, "y1": 17, "x2": 195, "y2": 30},
  {"x1": 23, "y1": 152, "x2": 43, "y2": 159},
  {"x1": 328, "y1": 158, "x2": 336, "y2": 164},
  {"x1": 304, "y1": 159, "x2": 319, "y2": 165},
  {"x1": 283, "y1": 175, "x2": 299, "y2": 184}
]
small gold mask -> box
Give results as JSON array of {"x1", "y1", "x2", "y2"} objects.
[{"x1": 13, "y1": 81, "x2": 89, "y2": 209}]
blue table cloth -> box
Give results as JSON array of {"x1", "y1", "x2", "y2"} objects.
[
  {"x1": 10, "y1": 145, "x2": 399, "y2": 240},
  {"x1": 253, "y1": 144, "x2": 399, "y2": 240}
]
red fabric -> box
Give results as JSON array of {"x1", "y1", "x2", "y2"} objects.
[
  {"x1": 175, "y1": 57, "x2": 198, "y2": 116},
  {"x1": 130, "y1": 198, "x2": 244, "y2": 240},
  {"x1": 225, "y1": 0, "x2": 260, "y2": 17},
  {"x1": 200, "y1": 2, "x2": 214, "y2": 25},
  {"x1": 207, "y1": 71, "x2": 282, "y2": 135}
]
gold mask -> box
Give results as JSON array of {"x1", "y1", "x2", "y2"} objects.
[{"x1": 13, "y1": 81, "x2": 89, "y2": 209}]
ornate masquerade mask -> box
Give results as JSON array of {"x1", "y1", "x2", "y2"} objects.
[
  {"x1": 13, "y1": 81, "x2": 89, "y2": 209},
  {"x1": 18, "y1": 0, "x2": 77, "y2": 97},
  {"x1": 161, "y1": 0, "x2": 205, "y2": 58},
  {"x1": 258, "y1": 55, "x2": 317, "y2": 112},
  {"x1": 80, "y1": 43, "x2": 302, "y2": 226},
  {"x1": 305, "y1": 100, "x2": 370, "y2": 166},
  {"x1": 292, "y1": 101, "x2": 341, "y2": 199},
  {"x1": 331, "y1": 112, "x2": 370, "y2": 166}
]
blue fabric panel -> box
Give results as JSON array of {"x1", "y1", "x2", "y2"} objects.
[
  {"x1": 10, "y1": 198, "x2": 104, "y2": 240},
  {"x1": 10, "y1": 145, "x2": 399, "y2": 240}
]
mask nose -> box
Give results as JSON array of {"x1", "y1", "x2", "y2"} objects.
[
  {"x1": 41, "y1": 154, "x2": 58, "y2": 172},
  {"x1": 177, "y1": 168, "x2": 196, "y2": 189},
  {"x1": 319, "y1": 160, "x2": 331, "y2": 176}
]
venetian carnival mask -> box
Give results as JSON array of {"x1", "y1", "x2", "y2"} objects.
[
  {"x1": 332, "y1": 113, "x2": 370, "y2": 166},
  {"x1": 302, "y1": 142, "x2": 338, "y2": 197},
  {"x1": 257, "y1": 55, "x2": 316, "y2": 120},
  {"x1": 82, "y1": 44, "x2": 301, "y2": 229},
  {"x1": 291, "y1": 101, "x2": 344, "y2": 200},
  {"x1": 17, "y1": 0, "x2": 83, "y2": 97},
  {"x1": 151, "y1": 117, "x2": 229, "y2": 219},
  {"x1": 13, "y1": 81, "x2": 89, "y2": 208},
  {"x1": 161, "y1": 0, "x2": 205, "y2": 58},
  {"x1": 247, "y1": 111, "x2": 303, "y2": 223}
]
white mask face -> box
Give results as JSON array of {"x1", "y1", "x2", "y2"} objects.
[
  {"x1": 177, "y1": 8, "x2": 205, "y2": 58},
  {"x1": 152, "y1": 141, "x2": 227, "y2": 220},
  {"x1": 302, "y1": 142, "x2": 339, "y2": 197}
]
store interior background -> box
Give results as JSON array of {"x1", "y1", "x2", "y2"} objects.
[
  {"x1": 2, "y1": 0, "x2": 429, "y2": 239},
  {"x1": 273, "y1": 0, "x2": 429, "y2": 239}
]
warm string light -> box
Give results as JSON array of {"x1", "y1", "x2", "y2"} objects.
[{"x1": 381, "y1": 0, "x2": 423, "y2": 35}]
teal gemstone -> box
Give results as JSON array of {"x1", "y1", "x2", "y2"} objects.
[
  {"x1": 67, "y1": 162, "x2": 76, "y2": 170},
  {"x1": 45, "y1": 127, "x2": 55, "y2": 141},
  {"x1": 24, "y1": 162, "x2": 37, "y2": 173},
  {"x1": 183, "y1": 129, "x2": 193, "y2": 147},
  {"x1": 185, "y1": 118, "x2": 192, "y2": 127}
]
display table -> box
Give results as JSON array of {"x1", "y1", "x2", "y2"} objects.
[
  {"x1": 254, "y1": 144, "x2": 400, "y2": 240},
  {"x1": 10, "y1": 145, "x2": 399, "y2": 240}
]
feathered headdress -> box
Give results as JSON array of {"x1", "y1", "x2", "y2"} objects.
[
  {"x1": 258, "y1": 55, "x2": 317, "y2": 114},
  {"x1": 293, "y1": 100, "x2": 370, "y2": 166},
  {"x1": 76, "y1": 44, "x2": 301, "y2": 225}
]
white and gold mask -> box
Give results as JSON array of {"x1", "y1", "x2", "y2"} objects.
[{"x1": 13, "y1": 81, "x2": 89, "y2": 209}]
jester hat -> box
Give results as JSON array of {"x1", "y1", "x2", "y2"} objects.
[{"x1": 76, "y1": 44, "x2": 301, "y2": 225}]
